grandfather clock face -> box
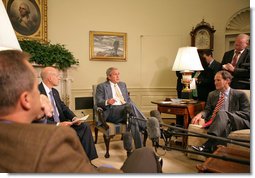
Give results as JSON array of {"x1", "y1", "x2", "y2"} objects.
[
  {"x1": 191, "y1": 20, "x2": 215, "y2": 50},
  {"x1": 195, "y1": 29, "x2": 211, "y2": 49}
]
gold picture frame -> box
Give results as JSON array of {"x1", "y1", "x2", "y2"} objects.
[
  {"x1": 3, "y1": 0, "x2": 47, "y2": 42},
  {"x1": 89, "y1": 31, "x2": 127, "y2": 61}
]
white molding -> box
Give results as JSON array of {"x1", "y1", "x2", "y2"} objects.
[{"x1": 71, "y1": 87, "x2": 177, "y2": 118}]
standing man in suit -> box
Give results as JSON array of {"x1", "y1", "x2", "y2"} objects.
[
  {"x1": 203, "y1": 49, "x2": 222, "y2": 75},
  {"x1": 196, "y1": 50, "x2": 221, "y2": 101},
  {"x1": 38, "y1": 67, "x2": 98, "y2": 161},
  {"x1": 96, "y1": 67, "x2": 147, "y2": 149},
  {"x1": 191, "y1": 70, "x2": 250, "y2": 153},
  {"x1": 0, "y1": 50, "x2": 162, "y2": 173},
  {"x1": 221, "y1": 33, "x2": 250, "y2": 89}
]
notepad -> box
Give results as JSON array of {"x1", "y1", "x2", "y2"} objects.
[{"x1": 72, "y1": 115, "x2": 89, "y2": 124}]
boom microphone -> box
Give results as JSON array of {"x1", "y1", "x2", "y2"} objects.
[
  {"x1": 146, "y1": 117, "x2": 161, "y2": 147},
  {"x1": 146, "y1": 117, "x2": 250, "y2": 165},
  {"x1": 150, "y1": 110, "x2": 163, "y2": 124}
]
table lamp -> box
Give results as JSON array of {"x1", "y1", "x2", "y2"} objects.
[
  {"x1": 172, "y1": 47, "x2": 203, "y2": 99},
  {"x1": 0, "y1": 1, "x2": 21, "y2": 51}
]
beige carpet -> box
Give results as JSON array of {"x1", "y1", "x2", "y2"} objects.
[{"x1": 91, "y1": 134, "x2": 202, "y2": 173}]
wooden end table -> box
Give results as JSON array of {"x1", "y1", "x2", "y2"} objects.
[{"x1": 151, "y1": 100, "x2": 205, "y2": 147}]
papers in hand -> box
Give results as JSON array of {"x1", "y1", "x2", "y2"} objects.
[{"x1": 72, "y1": 115, "x2": 89, "y2": 124}]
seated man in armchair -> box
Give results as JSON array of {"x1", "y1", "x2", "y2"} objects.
[
  {"x1": 191, "y1": 70, "x2": 250, "y2": 153},
  {"x1": 95, "y1": 67, "x2": 147, "y2": 150}
]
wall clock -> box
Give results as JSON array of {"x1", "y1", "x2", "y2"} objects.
[{"x1": 190, "y1": 19, "x2": 216, "y2": 50}]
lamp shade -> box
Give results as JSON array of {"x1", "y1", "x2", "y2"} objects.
[
  {"x1": 172, "y1": 47, "x2": 203, "y2": 72},
  {"x1": 0, "y1": 1, "x2": 21, "y2": 51}
]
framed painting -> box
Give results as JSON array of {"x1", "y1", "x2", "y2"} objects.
[
  {"x1": 3, "y1": 0, "x2": 47, "y2": 42},
  {"x1": 89, "y1": 31, "x2": 127, "y2": 61}
]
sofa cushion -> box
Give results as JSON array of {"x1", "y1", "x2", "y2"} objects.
[{"x1": 227, "y1": 129, "x2": 250, "y2": 151}]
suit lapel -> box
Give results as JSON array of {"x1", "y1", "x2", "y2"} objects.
[
  {"x1": 38, "y1": 82, "x2": 47, "y2": 95},
  {"x1": 105, "y1": 82, "x2": 113, "y2": 99},
  {"x1": 228, "y1": 89, "x2": 234, "y2": 111},
  {"x1": 226, "y1": 50, "x2": 235, "y2": 64},
  {"x1": 236, "y1": 49, "x2": 247, "y2": 67}
]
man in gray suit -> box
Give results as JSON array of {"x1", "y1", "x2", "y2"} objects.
[
  {"x1": 191, "y1": 70, "x2": 250, "y2": 153},
  {"x1": 95, "y1": 67, "x2": 147, "y2": 150}
]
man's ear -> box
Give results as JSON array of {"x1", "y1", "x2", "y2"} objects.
[
  {"x1": 20, "y1": 92, "x2": 32, "y2": 110},
  {"x1": 226, "y1": 79, "x2": 231, "y2": 85}
]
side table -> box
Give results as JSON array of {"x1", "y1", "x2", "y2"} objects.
[{"x1": 151, "y1": 100, "x2": 205, "y2": 147}]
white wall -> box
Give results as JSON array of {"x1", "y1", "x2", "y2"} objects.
[{"x1": 47, "y1": 0, "x2": 249, "y2": 115}]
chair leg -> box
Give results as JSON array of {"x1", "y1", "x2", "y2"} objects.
[
  {"x1": 143, "y1": 130, "x2": 148, "y2": 147},
  {"x1": 94, "y1": 127, "x2": 98, "y2": 144},
  {"x1": 103, "y1": 135, "x2": 110, "y2": 158}
]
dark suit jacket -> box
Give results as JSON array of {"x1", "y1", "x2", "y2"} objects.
[
  {"x1": 0, "y1": 123, "x2": 102, "y2": 172},
  {"x1": 39, "y1": 82, "x2": 75, "y2": 122},
  {"x1": 175, "y1": 71, "x2": 183, "y2": 98},
  {"x1": 201, "y1": 88, "x2": 250, "y2": 128},
  {"x1": 209, "y1": 60, "x2": 222, "y2": 75},
  {"x1": 197, "y1": 60, "x2": 222, "y2": 101},
  {"x1": 197, "y1": 66, "x2": 215, "y2": 101},
  {"x1": 38, "y1": 83, "x2": 99, "y2": 161},
  {"x1": 221, "y1": 48, "x2": 250, "y2": 89}
]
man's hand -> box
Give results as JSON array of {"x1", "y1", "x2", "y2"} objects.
[
  {"x1": 58, "y1": 121, "x2": 73, "y2": 126},
  {"x1": 71, "y1": 117, "x2": 82, "y2": 125},
  {"x1": 36, "y1": 94, "x2": 53, "y2": 120},
  {"x1": 191, "y1": 113, "x2": 204, "y2": 125},
  {"x1": 222, "y1": 63, "x2": 235, "y2": 72},
  {"x1": 107, "y1": 98, "x2": 116, "y2": 105}
]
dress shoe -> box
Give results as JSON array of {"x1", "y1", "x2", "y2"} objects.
[
  {"x1": 156, "y1": 155, "x2": 163, "y2": 167},
  {"x1": 191, "y1": 145, "x2": 212, "y2": 153},
  {"x1": 127, "y1": 151, "x2": 132, "y2": 157}
]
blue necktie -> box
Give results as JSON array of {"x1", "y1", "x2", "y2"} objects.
[{"x1": 49, "y1": 91, "x2": 60, "y2": 122}]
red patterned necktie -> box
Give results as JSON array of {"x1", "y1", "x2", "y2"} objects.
[
  {"x1": 202, "y1": 93, "x2": 225, "y2": 128},
  {"x1": 231, "y1": 51, "x2": 240, "y2": 67}
]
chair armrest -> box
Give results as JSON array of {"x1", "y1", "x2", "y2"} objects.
[{"x1": 94, "y1": 106, "x2": 109, "y2": 130}]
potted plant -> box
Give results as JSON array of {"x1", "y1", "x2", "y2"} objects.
[{"x1": 19, "y1": 40, "x2": 79, "y2": 70}]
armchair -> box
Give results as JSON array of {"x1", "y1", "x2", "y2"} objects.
[
  {"x1": 92, "y1": 85, "x2": 148, "y2": 158},
  {"x1": 92, "y1": 85, "x2": 127, "y2": 158}
]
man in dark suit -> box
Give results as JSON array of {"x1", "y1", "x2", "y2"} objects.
[
  {"x1": 38, "y1": 66, "x2": 98, "y2": 161},
  {"x1": 196, "y1": 50, "x2": 221, "y2": 101},
  {"x1": 0, "y1": 50, "x2": 162, "y2": 173},
  {"x1": 96, "y1": 67, "x2": 147, "y2": 149},
  {"x1": 191, "y1": 70, "x2": 250, "y2": 153},
  {"x1": 221, "y1": 33, "x2": 250, "y2": 89}
]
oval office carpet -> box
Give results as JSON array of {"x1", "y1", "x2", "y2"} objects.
[{"x1": 91, "y1": 134, "x2": 201, "y2": 173}]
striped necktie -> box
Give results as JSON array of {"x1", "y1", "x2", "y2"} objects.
[
  {"x1": 49, "y1": 91, "x2": 60, "y2": 122},
  {"x1": 114, "y1": 84, "x2": 126, "y2": 104},
  {"x1": 202, "y1": 93, "x2": 225, "y2": 128},
  {"x1": 231, "y1": 51, "x2": 240, "y2": 67}
]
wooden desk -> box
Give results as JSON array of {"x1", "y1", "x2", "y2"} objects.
[
  {"x1": 151, "y1": 100, "x2": 205, "y2": 147},
  {"x1": 196, "y1": 146, "x2": 250, "y2": 173}
]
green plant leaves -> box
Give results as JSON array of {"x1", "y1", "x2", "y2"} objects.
[{"x1": 19, "y1": 40, "x2": 79, "y2": 70}]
